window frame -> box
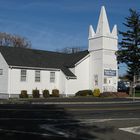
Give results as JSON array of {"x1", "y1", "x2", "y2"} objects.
[
  {"x1": 35, "y1": 70, "x2": 41, "y2": 82},
  {"x1": 20, "y1": 69, "x2": 27, "y2": 82},
  {"x1": 94, "y1": 74, "x2": 98, "y2": 86},
  {"x1": 50, "y1": 72, "x2": 55, "y2": 83},
  {"x1": 104, "y1": 77, "x2": 107, "y2": 84}
]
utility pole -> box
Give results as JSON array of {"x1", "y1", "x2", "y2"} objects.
[{"x1": 133, "y1": 74, "x2": 136, "y2": 102}]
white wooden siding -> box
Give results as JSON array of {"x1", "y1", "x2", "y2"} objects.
[
  {"x1": 0, "y1": 53, "x2": 9, "y2": 95},
  {"x1": 8, "y1": 68, "x2": 60, "y2": 96}
]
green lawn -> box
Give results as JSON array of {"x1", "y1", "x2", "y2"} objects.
[{"x1": 135, "y1": 90, "x2": 140, "y2": 97}]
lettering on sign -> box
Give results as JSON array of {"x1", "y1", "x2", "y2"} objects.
[{"x1": 104, "y1": 69, "x2": 116, "y2": 76}]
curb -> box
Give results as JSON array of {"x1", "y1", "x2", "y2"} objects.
[{"x1": 31, "y1": 101, "x2": 140, "y2": 105}]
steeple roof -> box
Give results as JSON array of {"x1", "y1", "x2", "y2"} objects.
[
  {"x1": 96, "y1": 6, "x2": 110, "y2": 36},
  {"x1": 89, "y1": 25, "x2": 95, "y2": 38},
  {"x1": 88, "y1": 6, "x2": 118, "y2": 51},
  {"x1": 111, "y1": 24, "x2": 117, "y2": 37}
]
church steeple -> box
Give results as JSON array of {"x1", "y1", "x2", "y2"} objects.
[
  {"x1": 88, "y1": 6, "x2": 118, "y2": 93},
  {"x1": 96, "y1": 6, "x2": 110, "y2": 36},
  {"x1": 88, "y1": 6, "x2": 118, "y2": 51}
]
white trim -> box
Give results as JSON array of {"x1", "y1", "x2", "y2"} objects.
[
  {"x1": 75, "y1": 54, "x2": 89, "y2": 67},
  {"x1": 88, "y1": 34, "x2": 118, "y2": 40},
  {"x1": 88, "y1": 48, "x2": 117, "y2": 52},
  {"x1": 9, "y1": 65, "x2": 60, "y2": 71},
  {"x1": 0, "y1": 52, "x2": 9, "y2": 66},
  {"x1": 66, "y1": 76, "x2": 77, "y2": 80},
  {"x1": 60, "y1": 70, "x2": 77, "y2": 79}
]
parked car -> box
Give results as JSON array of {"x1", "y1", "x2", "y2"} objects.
[{"x1": 118, "y1": 81, "x2": 129, "y2": 93}]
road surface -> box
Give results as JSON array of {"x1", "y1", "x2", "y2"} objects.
[{"x1": 0, "y1": 101, "x2": 140, "y2": 140}]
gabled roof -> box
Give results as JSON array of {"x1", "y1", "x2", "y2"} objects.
[{"x1": 0, "y1": 46, "x2": 89, "y2": 77}]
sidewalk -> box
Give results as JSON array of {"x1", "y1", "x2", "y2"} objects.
[
  {"x1": 0, "y1": 97, "x2": 140, "y2": 104},
  {"x1": 126, "y1": 97, "x2": 140, "y2": 99},
  {"x1": 31, "y1": 100, "x2": 140, "y2": 105}
]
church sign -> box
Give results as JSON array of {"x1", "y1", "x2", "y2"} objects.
[{"x1": 104, "y1": 69, "x2": 116, "y2": 76}]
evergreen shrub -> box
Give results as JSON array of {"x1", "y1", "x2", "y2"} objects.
[
  {"x1": 75, "y1": 90, "x2": 92, "y2": 96},
  {"x1": 51, "y1": 89, "x2": 59, "y2": 97},
  {"x1": 19, "y1": 90, "x2": 28, "y2": 98},
  {"x1": 43, "y1": 89, "x2": 50, "y2": 98},
  {"x1": 93, "y1": 88, "x2": 100, "y2": 97},
  {"x1": 32, "y1": 89, "x2": 40, "y2": 98}
]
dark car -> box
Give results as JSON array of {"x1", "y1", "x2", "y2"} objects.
[{"x1": 118, "y1": 81, "x2": 129, "y2": 93}]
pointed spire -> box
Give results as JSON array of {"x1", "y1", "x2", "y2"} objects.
[
  {"x1": 89, "y1": 25, "x2": 95, "y2": 38},
  {"x1": 96, "y1": 6, "x2": 110, "y2": 36},
  {"x1": 111, "y1": 24, "x2": 117, "y2": 37}
]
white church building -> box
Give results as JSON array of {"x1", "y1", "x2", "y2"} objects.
[{"x1": 0, "y1": 6, "x2": 118, "y2": 98}]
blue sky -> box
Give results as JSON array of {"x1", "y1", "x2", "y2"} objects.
[{"x1": 0, "y1": 0, "x2": 139, "y2": 75}]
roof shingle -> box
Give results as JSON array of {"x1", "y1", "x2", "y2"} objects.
[{"x1": 0, "y1": 46, "x2": 89, "y2": 77}]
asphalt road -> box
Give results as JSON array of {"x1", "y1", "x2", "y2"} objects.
[{"x1": 0, "y1": 102, "x2": 140, "y2": 140}]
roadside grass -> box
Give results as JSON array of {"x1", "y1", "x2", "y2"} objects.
[
  {"x1": 130, "y1": 90, "x2": 140, "y2": 97},
  {"x1": 135, "y1": 92, "x2": 140, "y2": 97}
]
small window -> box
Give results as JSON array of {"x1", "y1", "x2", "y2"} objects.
[
  {"x1": 50, "y1": 72, "x2": 55, "y2": 83},
  {"x1": 21, "y1": 70, "x2": 26, "y2": 81},
  {"x1": 35, "y1": 70, "x2": 40, "y2": 82},
  {"x1": 104, "y1": 78, "x2": 107, "y2": 84},
  {"x1": 94, "y1": 75, "x2": 98, "y2": 86},
  {"x1": 0, "y1": 69, "x2": 3, "y2": 75}
]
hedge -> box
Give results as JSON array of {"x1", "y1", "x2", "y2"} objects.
[
  {"x1": 32, "y1": 89, "x2": 40, "y2": 98},
  {"x1": 19, "y1": 90, "x2": 28, "y2": 98},
  {"x1": 93, "y1": 88, "x2": 100, "y2": 97},
  {"x1": 75, "y1": 90, "x2": 93, "y2": 96},
  {"x1": 42, "y1": 89, "x2": 50, "y2": 98},
  {"x1": 51, "y1": 89, "x2": 59, "y2": 97}
]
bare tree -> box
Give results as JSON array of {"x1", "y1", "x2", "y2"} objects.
[
  {"x1": 0, "y1": 32, "x2": 31, "y2": 48},
  {"x1": 57, "y1": 46, "x2": 86, "y2": 54}
]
